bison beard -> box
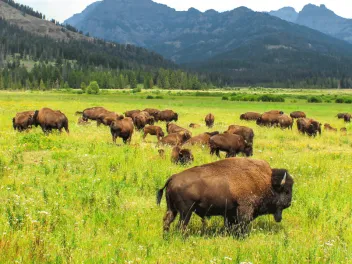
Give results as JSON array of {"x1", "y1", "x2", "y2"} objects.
[{"x1": 157, "y1": 158, "x2": 293, "y2": 234}]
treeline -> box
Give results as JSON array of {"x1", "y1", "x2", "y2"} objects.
[
  {"x1": 2, "y1": 0, "x2": 44, "y2": 19},
  {"x1": 0, "y1": 60, "x2": 205, "y2": 90}
]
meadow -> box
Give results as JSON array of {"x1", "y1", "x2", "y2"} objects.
[{"x1": 0, "y1": 90, "x2": 352, "y2": 263}]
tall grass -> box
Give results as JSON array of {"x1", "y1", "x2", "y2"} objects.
[{"x1": 0, "y1": 91, "x2": 351, "y2": 263}]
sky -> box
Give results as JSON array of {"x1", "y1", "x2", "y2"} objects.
[{"x1": 18, "y1": 0, "x2": 352, "y2": 22}]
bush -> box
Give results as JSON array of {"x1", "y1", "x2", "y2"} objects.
[
  {"x1": 132, "y1": 87, "x2": 141, "y2": 93},
  {"x1": 146, "y1": 95, "x2": 154, "y2": 99},
  {"x1": 86, "y1": 81, "x2": 100, "y2": 94},
  {"x1": 345, "y1": 99, "x2": 352, "y2": 104},
  {"x1": 222, "y1": 96, "x2": 229, "y2": 101},
  {"x1": 258, "y1": 94, "x2": 285, "y2": 102},
  {"x1": 155, "y1": 95, "x2": 164, "y2": 99},
  {"x1": 335, "y1": 98, "x2": 345, "y2": 104},
  {"x1": 308, "y1": 96, "x2": 322, "y2": 103}
]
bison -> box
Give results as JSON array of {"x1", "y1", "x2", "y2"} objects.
[
  {"x1": 171, "y1": 146, "x2": 194, "y2": 165},
  {"x1": 125, "y1": 109, "x2": 141, "y2": 118},
  {"x1": 240, "y1": 112, "x2": 261, "y2": 121},
  {"x1": 337, "y1": 113, "x2": 348, "y2": 119},
  {"x1": 32, "y1": 108, "x2": 69, "y2": 134},
  {"x1": 297, "y1": 118, "x2": 322, "y2": 137},
  {"x1": 209, "y1": 133, "x2": 253, "y2": 158},
  {"x1": 143, "y1": 108, "x2": 161, "y2": 121},
  {"x1": 189, "y1": 123, "x2": 201, "y2": 129},
  {"x1": 133, "y1": 112, "x2": 155, "y2": 130},
  {"x1": 110, "y1": 118, "x2": 134, "y2": 144},
  {"x1": 96, "y1": 112, "x2": 124, "y2": 126},
  {"x1": 340, "y1": 127, "x2": 347, "y2": 135},
  {"x1": 344, "y1": 114, "x2": 351, "y2": 123},
  {"x1": 205, "y1": 113, "x2": 215, "y2": 128},
  {"x1": 226, "y1": 125, "x2": 254, "y2": 144},
  {"x1": 324, "y1": 124, "x2": 337, "y2": 132},
  {"x1": 77, "y1": 117, "x2": 90, "y2": 125},
  {"x1": 12, "y1": 110, "x2": 35, "y2": 131},
  {"x1": 256, "y1": 112, "x2": 282, "y2": 127},
  {"x1": 143, "y1": 125, "x2": 165, "y2": 141},
  {"x1": 158, "y1": 131, "x2": 192, "y2": 146},
  {"x1": 158, "y1": 110, "x2": 178, "y2": 123},
  {"x1": 290, "y1": 111, "x2": 306, "y2": 119},
  {"x1": 184, "y1": 131, "x2": 219, "y2": 146},
  {"x1": 167, "y1": 123, "x2": 191, "y2": 135},
  {"x1": 157, "y1": 158, "x2": 294, "y2": 233},
  {"x1": 278, "y1": 115, "x2": 293, "y2": 130},
  {"x1": 77, "y1": 107, "x2": 109, "y2": 123}
]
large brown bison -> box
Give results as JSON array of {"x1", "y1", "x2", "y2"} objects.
[
  {"x1": 209, "y1": 133, "x2": 253, "y2": 158},
  {"x1": 184, "y1": 131, "x2": 219, "y2": 146},
  {"x1": 167, "y1": 123, "x2": 191, "y2": 135},
  {"x1": 96, "y1": 112, "x2": 124, "y2": 126},
  {"x1": 266, "y1": 110, "x2": 284, "y2": 115},
  {"x1": 324, "y1": 124, "x2": 337, "y2": 132},
  {"x1": 290, "y1": 111, "x2": 306, "y2": 119},
  {"x1": 12, "y1": 111, "x2": 35, "y2": 131},
  {"x1": 278, "y1": 115, "x2": 293, "y2": 130},
  {"x1": 344, "y1": 114, "x2": 351, "y2": 123},
  {"x1": 226, "y1": 125, "x2": 254, "y2": 144},
  {"x1": 157, "y1": 158, "x2": 294, "y2": 233},
  {"x1": 158, "y1": 131, "x2": 192, "y2": 146},
  {"x1": 77, "y1": 107, "x2": 109, "y2": 123},
  {"x1": 171, "y1": 146, "x2": 194, "y2": 165},
  {"x1": 205, "y1": 113, "x2": 215, "y2": 128},
  {"x1": 133, "y1": 111, "x2": 155, "y2": 130},
  {"x1": 143, "y1": 108, "x2": 160, "y2": 121},
  {"x1": 297, "y1": 118, "x2": 322, "y2": 137},
  {"x1": 240, "y1": 112, "x2": 261, "y2": 121},
  {"x1": 110, "y1": 118, "x2": 134, "y2": 144},
  {"x1": 143, "y1": 125, "x2": 165, "y2": 141},
  {"x1": 158, "y1": 110, "x2": 178, "y2": 122},
  {"x1": 256, "y1": 112, "x2": 282, "y2": 127},
  {"x1": 125, "y1": 109, "x2": 141, "y2": 118},
  {"x1": 33, "y1": 108, "x2": 69, "y2": 134},
  {"x1": 337, "y1": 113, "x2": 348, "y2": 119}
]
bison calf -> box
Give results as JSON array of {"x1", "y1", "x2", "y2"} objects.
[
  {"x1": 157, "y1": 158, "x2": 294, "y2": 233},
  {"x1": 171, "y1": 146, "x2": 194, "y2": 165},
  {"x1": 143, "y1": 125, "x2": 164, "y2": 141},
  {"x1": 13, "y1": 110, "x2": 35, "y2": 132},
  {"x1": 240, "y1": 112, "x2": 261, "y2": 121},
  {"x1": 324, "y1": 124, "x2": 337, "y2": 132},
  {"x1": 158, "y1": 131, "x2": 192, "y2": 146}
]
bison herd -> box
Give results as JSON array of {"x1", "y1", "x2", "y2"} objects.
[{"x1": 11, "y1": 106, "x2": 350, "y2": 235}]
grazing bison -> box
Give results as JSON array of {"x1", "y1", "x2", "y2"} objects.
[
  {"x1": 184, "y1": 131, "x2": 219, "y2": 146},
  {"x1": 205, "y1": 113, "x2": 215, "y2": 128},
  {"x1": 324, "y1": 124, "x2": 337, "y2": 132},
  {"x1": 12, "y1": 110, "x2": 35, "y2": 131},
  {"x1": 133, "y1": 112, "x2": 155, "y2": 130},
  {"x1": 125, "y1": 110, "x2": 141, "y2": 118},
  {"x1": 189, "y1": 123, "x2": 201, "y2": 129},
  {"x1": 344, "y1": 114, "x2": 351, "y2": 123},
  {"x1": 32, "y1": 108, "x2": 69, "y2": 134},
  {"x1": 340, "y1": 127, "x2": 347, "y2": 135},
  {"x1": 167, "y1": 123, "x2": 191, "y2": 135},
  {"x1": 157, "y1": 158, "x2": 294, "y2": 233},
  {"x1": 77, "y1": 107, "x2": 109, "y2": 123},
  {"x1": 158, "y1": 131, "x2": 192, "y2": 146},
  {"x1": 337, "y1": 113, "x2": 348, "y2": 119},
  {"x1": 240, "y1": 112, "x2": 261, "y2": 121},
  {"x1": 256, "y1": 112, "x2": 282, "y2": 127},
  {"x1": 143, "y1": 108, "x2": 160, "y2": 121},
  {"x1": 96, "y1": 112, "x2": 124, "y2": 126},
  {"x1": 110, "y1": 118, "x2": 134, "y2": 144},
  {"x1": 158, "y1": 110, "x2": 178, "y2": 122},
  {"x1": 297, "y1": 118, "x2": 322, "y2": 137},
  {"x1": 143, "y1": 125, "x2": 165, "y2": 141},
  {"x1": 226, "y1": 125, "x2": 254, "y2": 144},
  {"x1": 266, "y1": 110, "x2": 284, "y2": 115},
  {"x1": 171, "y1": 146, "x2": 194, "y2": 165},
  {"x1": 278, "y1": 115, "x2": 293, "y2": 130},
  {"x1": 290, "y1": 111, "x2": 306, "y2": 119},
  {"x1": 209, "y1": 133, "x2": 253, "y2": 158}
]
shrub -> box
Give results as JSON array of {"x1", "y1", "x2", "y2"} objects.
[
  {"x1": 146, "y1": 95, "x2": 154, "y2": 99},
  {"x1": 345, "y1": 99, "x2": 352, "y2": 104},
  {"x1": 132, "y1": 87, "x2": 141, "y2": 93},
  {"x1": 335, "y1": 98, "x2": 345, "y2": 104},
  {"x1": 308, "y1": 96, "x2": 322, "y2": 103},
  {"x1": 155, "y1": 95, "x2": 164, "y2": 99},
  {"x1": 222, "y1": 96, "x2": 229, "y2": 101},
  {"x1": 86, "y1": 81, "x2": 100, "y2": 94}
]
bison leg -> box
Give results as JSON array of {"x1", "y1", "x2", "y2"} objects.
[
  {"x1": 163, "y1": 210, "x2": 178, "y2": 232},
  {"x1": 235, "y1": 206, "x2": 254, "y2": 235},
  {"x1": 142, "y1": 132, "x2": 147, "y2": 141},
  {"x1": 112, "y1": 134, "x2": 117, "y2": 144}
]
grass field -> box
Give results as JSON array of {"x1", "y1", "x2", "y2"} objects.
[{"x1": 0, "y1": 90, "x2": 352, "y2": 263}]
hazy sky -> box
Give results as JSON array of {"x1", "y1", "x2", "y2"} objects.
[{"x1": 18, "y1": 0, "x2": 352, "y2": 22}]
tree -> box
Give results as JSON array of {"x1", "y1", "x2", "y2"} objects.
[
  {"x1": 81, "y1": 82, "x2": 87, "y2": 92},
  {"x1": 129, "y1": 72, "x2": 137, "y2": 88},
  {"x1": 39, "y1": 79, "x2": 46, "y2": 90},
  {"x1": 87, "y1": 81, "x2": 100, "y2": 94}
]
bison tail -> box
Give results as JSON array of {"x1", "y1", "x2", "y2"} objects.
[{"x1": 156, "y1": 178, "x2": 172, "y2": 206}]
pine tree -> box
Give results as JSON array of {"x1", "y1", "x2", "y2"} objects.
[
  {"x1": 81, "y1": 82, "x2": 87, "y2": 92},
  {"x1": 129, "y1": 72, "x2": 137, "y2": 88},
  {"x1": 39, "y1": 79, "x2": 46, "y2": 90}
]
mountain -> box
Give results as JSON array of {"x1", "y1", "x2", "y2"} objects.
[
  {"x1": 270, "y1": 4, "x2": 352, "y2": 43},
  {"x1": 269, "y1": 7, "x2": 298, "y2": 23},
  {"x1": 65, "y1": 1, "x2": 102, "y2": 27}
]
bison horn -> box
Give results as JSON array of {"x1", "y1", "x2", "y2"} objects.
[{"x1": 281, "y1": 173, "x2": 287, "y2": 186}]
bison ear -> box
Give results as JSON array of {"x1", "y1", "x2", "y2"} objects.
[{"x1": 272, "y1": 169, "x2": 288, "y2": 191}]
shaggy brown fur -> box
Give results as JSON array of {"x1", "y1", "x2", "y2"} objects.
[
  {"x1": 110, "y1": 118, "x2": 134, "y2": 144},
  {"x1": 143, "y1": 125, "x2": 165, "y2": 141},
  {"x1": 205, "y1": 113, "x2": 215, "y2": 128}
]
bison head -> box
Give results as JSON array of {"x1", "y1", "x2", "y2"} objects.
[
  {"x1": 269, "y1": 169, "x2": 294, "y2": 222},
  {"x1": 174, "y1": 113, "x2": 179, "y2": 122},
  {"x1": 256, "y1": 117, "x2": 262, "y2": 126},
  {"x1": 240, "y1": 114, "x2": 245, "y2": 120},
  {"x1": 32, "y1": 110, "x2": 39, "y2": 127},
  {"x1": 244, "y1": 142, "x2": 253, "y2": 157}
]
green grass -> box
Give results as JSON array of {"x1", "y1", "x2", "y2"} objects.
[{"x1": 0, "y1": 90, "x2": 352, "y2": 263}]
